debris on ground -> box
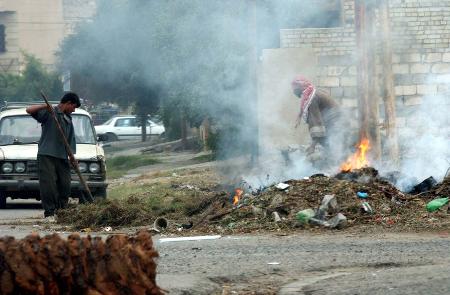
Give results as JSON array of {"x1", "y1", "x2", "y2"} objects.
[
  {"x1": 58, "y1": 167, "x2": 450, "y2": 233},
  {"x1": 409, "y1": 176, "x2": 438, "y2": 194},
  {"x1": 0, "y1": 231, "x2": 162, "y2": 295}
]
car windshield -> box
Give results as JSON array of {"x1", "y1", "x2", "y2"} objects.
[{"x1": 0, "y1": 114, "x2": 96, "y2": 145}]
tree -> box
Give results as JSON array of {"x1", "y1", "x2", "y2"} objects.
[
  {"x1": 0, "y1": 54, "x2": 63, "y2": 102},
  {"x1": 59, "y1": 0, "x2": 259, "y2": 150}
]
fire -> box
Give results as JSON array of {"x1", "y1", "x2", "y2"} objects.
[
  {"x1": 340, "y1": 138, "x2": 371, "y2": 172},
  {"x1": 232, "y1": 188, "x2": 244, "y2": 206}
]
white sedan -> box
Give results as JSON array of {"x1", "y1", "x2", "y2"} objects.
[{"x1": 94, "y1": 115, "x2": 165, "y2": 141}]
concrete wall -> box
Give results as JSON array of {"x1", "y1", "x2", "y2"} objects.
[
  {"x1": 258, "y1": 48, "x2": 317, "y2": 153},
  {"x1": 0, "y1": 0, "x2": 96, "y2": 74}
]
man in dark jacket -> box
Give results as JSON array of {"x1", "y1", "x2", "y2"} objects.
[
  {"x1": 291, "y1": 75, "x2": 342, "y2": 158},
  {"x1": 26, "y1": 92, "x2": 80, "y2": 222}
]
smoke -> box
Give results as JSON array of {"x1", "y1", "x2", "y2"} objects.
[
  {"x1": 60, "y1": 0, "x2": 357, "y2": 187},
  {"x1": 385, "y1": 85, "x2": 450, "y2": 191}
]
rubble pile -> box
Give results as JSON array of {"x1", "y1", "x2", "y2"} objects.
[
  {"x1": 189, "y1": 168, "x2": 450, "y2": 232},
  {"x1": 433, "y1": 175, "x2": 450, "y2": 197},
  {"x1": 0, "y1": 231, "x2": 162, "y2": 295}
]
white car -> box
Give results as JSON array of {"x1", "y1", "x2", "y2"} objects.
[
  {"x1": 0, "y1": 104, "x2": 108, "y2": 208},
  {"x1": 94, "y1": 115, "x2": 165, "y2": 141}
]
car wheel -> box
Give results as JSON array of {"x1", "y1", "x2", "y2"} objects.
[
  {"x1": 94, "y1": 188, "x2": 107, "y2": 200},
  {"x1": 106, "y1": 132, "x2": 118, "y2": 142},
  {"x1": 0, "y1": 193, "x2": 6, "y2": 209}
]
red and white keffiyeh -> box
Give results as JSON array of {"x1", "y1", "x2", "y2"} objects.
[{"x1": 291, "y1": 75, "x2": 316, "y2": 122}]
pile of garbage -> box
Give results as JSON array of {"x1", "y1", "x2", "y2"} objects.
[{"x1": 186, "y1": 168, "x2": 450, "y2": 233}]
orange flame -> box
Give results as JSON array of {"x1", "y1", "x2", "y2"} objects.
[
  {"x1": 232, "y1": 188, "x2": 244, "y2": 206},
  {"x1": 340, "y1": 138, "x2": 371, "y2": 172}
]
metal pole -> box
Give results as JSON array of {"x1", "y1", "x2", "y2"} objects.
[{"x1": 40, "y1": 91, "x2": 94, "y2": 202}]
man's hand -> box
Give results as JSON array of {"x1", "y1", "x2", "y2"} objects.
[
  {"x1": 69, "y1": 155, "x2": 78, "y2": 167},
  {"x1": 46, "y1": 103, "x2": 53, "y2": 112}
]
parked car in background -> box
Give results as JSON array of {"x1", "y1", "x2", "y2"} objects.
[
  {"x1": 0, "y1": 102, "x2": 108, "y2": 208},
  {"x1": 94, "y1": 115, "x2": 165, "y2": 141}
]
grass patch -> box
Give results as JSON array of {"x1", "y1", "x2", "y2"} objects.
[
  {"x1": 191, "y1": 153, "x2": 215, "y2": 163},
  {"x1": 58, "y1": 185, "x2": 217, "y2": 229},
  {"x1": 106, "y1": 154, "x2": 161, "y2": 179},
  {"x1": 58, "y1": 166, "x2": 223, "y2": 229}
]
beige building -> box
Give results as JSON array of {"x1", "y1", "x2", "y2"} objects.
[{"x1": 0, "y1": 0, "x2": 96, "y2": 74}]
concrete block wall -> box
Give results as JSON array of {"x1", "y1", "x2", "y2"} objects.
[
  {"x1": 279, "y1": 0, "x2": 450, "y2": 137},
  {"x1": 389, "y1": 0, "x2": 450, "y2": 137}
]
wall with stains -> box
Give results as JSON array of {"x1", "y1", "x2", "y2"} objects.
[{"x1": 0, "y1": 0, "x2": 96, "y2": 74}]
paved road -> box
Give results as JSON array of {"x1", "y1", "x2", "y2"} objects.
[
  {"x1": 1, "y1": 200, "x2": 449, "y2": 294},
  {"x1": 155, "y1": 232, "x2": 450, "y2": 294}
]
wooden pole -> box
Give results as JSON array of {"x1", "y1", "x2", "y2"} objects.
[
  {"x1": 355, "y1": 0, "x2": 370, "y2": 140},
  {"x1": 367, "y1": 1, "x2": 381, "y2": 161},
  {"x1": 379, "y1": 0, "x2": 399, "y2": 167},
  {"x1": 355, "y1": 0, "x2": 381, "y2": 160},
  {"x1": 40, "y1": 91, "x2": 94, "y2": 202}
]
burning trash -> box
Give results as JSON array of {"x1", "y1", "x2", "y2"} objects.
[
  {"x1": 231, "y1": 188, "x2": 244, "y2": 206},
  {"x1": 340, "y1": 138, "x2": 371, "y2": 172}
]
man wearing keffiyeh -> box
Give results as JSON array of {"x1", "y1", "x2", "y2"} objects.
[{"x1": 291, "y1": 75, "x2": 341, "y2": 157}]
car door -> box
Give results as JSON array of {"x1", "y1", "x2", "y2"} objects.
[
  {"x1": 114, "y1": 118, "x2": 140, "y2": 140},
  {"x1": 147, "y1": 120, "x2": 164, "y2": 135}
]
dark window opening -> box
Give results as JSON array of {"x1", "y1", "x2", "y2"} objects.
[{"x1": 0, "y1": 25, "x2": 5, "y2": 53}]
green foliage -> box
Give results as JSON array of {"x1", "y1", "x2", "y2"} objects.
[
  {"x1": 106, "y1": 154, "x2": 161, "y2": 179},
  {"x1": 0, "y1": 54, "x2": 63, "y2": 101}
]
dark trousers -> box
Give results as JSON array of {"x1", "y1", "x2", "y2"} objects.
[{"x1": 37, "y1": 155, "x2": 71, "y2": 217}]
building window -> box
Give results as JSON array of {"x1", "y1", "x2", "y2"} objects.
[{"x1": 0, "y1": 25, "x2": 5, "y2": 53}]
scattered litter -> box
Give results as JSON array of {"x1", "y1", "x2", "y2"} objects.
[
  {"x1": 410, "y1": 176, "x2": 437, "y2": 194},
  {"x1": 272, "y1": 211, "x2": 282, "y2": 222},
  {"x1": 316, "y1": 194, "x2": 338, "y2": 219},
  {"x1": 357, "y1": 192, "x2": 368, "y2": 199},
  {"x1": 327, "y1": 213, "x2": 348, "y2": 229},
  {"x1": 275, "y1": 183, "x2": 290, "y2": 190},
  {"x1": 361, "y1": 202, "x2": 374, "y2": 214},
  {"x1": 153, "y1": 217, "x2": 169, "y2": 232},
  {"x1": 296, "y1": 209, "x2": 316, "y2": 224},
  {"x1": 426, "y1": 197, "x2": 449, "y2": 212},
  {"x1": 103, "y1": 226, "x2": 113, "y2": 232},
  {"x1": 159, "y1": 235, "x2": 222, "y2": 243},
  {"x1": 267, "y1": 262, "x2": 280, "y2": 265},
  {"x1": 181, "y1": 221, "x2": 193, "y2": 229},
  {"x1": 81, "y1": 228, "x2": 92, "y2": 233}
]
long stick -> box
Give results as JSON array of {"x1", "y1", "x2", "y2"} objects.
[{"x1": 40, "y1": 91, "x2": 94, "y2": 202}]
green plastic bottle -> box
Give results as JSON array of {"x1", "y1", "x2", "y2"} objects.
[
  {"x1": 426, "y1": 197, "x2": 449, "y2": 212},
  {"x1": 296, "y1": 209, "x2": 316, "y2": 224}
]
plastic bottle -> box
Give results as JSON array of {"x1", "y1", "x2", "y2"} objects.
[
  {"x1": 296, "y1": 209, "x2": 315, "y2": 224},
  {"x1": 426, "y1": 197, "x2": 449, "y2": 212}
]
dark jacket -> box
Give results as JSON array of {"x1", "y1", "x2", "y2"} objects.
[{"x1": 306, "y1": 89, "x2": 340, "y2": 143}]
